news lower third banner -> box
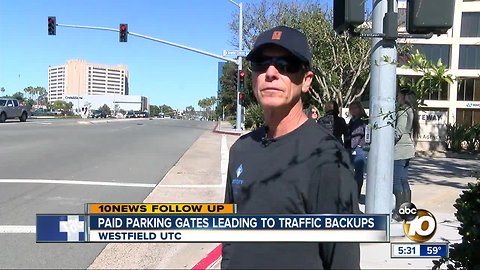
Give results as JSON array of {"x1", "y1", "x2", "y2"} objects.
[{"x1": 36, "y1": 204, "x2": 389, "y2": 243}]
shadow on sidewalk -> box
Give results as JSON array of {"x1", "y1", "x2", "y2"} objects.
[{"x1": 409, "y1": 157, "x2": 478, "y2": 189}]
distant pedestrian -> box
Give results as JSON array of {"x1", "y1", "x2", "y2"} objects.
[
  {"x1": 307, "y1": 105, "x2": 320, "y2": 121},
  {"x1": 318, "y1": 100, "x2": 349, "y2": 146},
  {"x1": 221, "y1": 25, "x2": 360, "y2": 269},
  {"x1": 392, "y1": 87, "x2": 420, "y2": 221},
  {"x1": 347, "y1": 101, "x2": 369, "y2": 196}
]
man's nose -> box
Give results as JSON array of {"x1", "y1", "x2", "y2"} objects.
[{"x1": 265, "y1": 64, "x2": 280, "y2": 80}]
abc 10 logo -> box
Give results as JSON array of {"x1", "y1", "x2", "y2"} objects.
[{"x1": 398, "y1": 203, "x2": 437, "y2": 243}]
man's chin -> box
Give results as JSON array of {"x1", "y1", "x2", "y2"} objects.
[{"x1": 259, "y1": 97, "x2": 288, "y2": 109}]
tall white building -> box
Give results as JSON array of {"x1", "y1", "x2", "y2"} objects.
[
  {"x1": 48, "y1": 59, "x2": 129, "y2": 102},
  {"x1": 396, "y1": 0, "x2": 480, "y2": 149}
]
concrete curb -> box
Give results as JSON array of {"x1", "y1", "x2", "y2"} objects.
[
  {"x1": 77, "y1": 118, "x2": 154, "y2": 125},
  {"x1": 192, "y1": 244, "x2": 222, "y2": 270},
  {"x1": 212, "y1": 121, "x2": 243, "y2": 136}
]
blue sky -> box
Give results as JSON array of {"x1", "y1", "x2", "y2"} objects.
[
  {"x1": 0, "y1": 0, "x2": 372, "y2": 110},
  {"x1": 0, "y1": 0, "x2": 253, "y2": 110}
]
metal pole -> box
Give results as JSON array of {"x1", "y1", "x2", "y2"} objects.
[
  {"x1": 235, "y1": 2, "x2": 243, "y2": 131},
  {"x1": 57, "y1": 24, "x2": 237, "y2": 64},
  {"x1": 365, "y1": 0, "x2": 397, "y2": 214}
]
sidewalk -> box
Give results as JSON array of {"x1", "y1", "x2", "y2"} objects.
[
  {"x1": 88, "y1": 125, "x2": 239, "y2": 269},
  {"x1": 89, "y1": 121, "x2": 477, "y2": 269}
]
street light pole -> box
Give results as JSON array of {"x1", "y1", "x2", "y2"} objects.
[{"x1": 229, "y1": 0, "x2": 243, "y2": 131}]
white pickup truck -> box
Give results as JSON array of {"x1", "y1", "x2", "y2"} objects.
[{"x1": 0, "y1": 98, "x2": 30, "y2": 123}]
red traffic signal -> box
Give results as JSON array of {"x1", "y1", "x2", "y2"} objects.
[
  {"x1": 48, "y1": 16, "x2": 56, "y2": 35},
  {"x1": 119, "y1": 24, "x2": 128, "y2": 42},
  {"x1": 239, "y1": 70, "x2": 245, "y2": 89}
]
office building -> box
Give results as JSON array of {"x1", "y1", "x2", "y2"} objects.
[
  {"x1": 396, "y1": 0, "x2": 480, "y2": 149},
  {"x1": 48, "y1": 59, "x2": 129, "y2": 102}
]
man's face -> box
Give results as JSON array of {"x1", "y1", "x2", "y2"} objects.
[{"x1": 251, "y1": 46, "x2": 313, "y2": 109}]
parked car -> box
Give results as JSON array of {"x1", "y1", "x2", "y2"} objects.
[
  {"x1": 90, "y1": 110, "x2": 107, "y2": 118},
  {"x1": 125, "y1": 111, "x2": 136, "y2": 118},
  {"x1": 31, "y1": 108, "x2": 61, "y2": 117},
  {"x1": 134, "y1": 111, "x2": 150, "y2": 118},
  {"x1": 0, "y1": 98, "x2": 30, "y2": 123}
]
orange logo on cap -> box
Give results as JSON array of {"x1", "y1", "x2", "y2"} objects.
[{"x1": 272, "y1": 31, "x2": 282, "y2": 40}]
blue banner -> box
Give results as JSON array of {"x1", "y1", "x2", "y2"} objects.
[
  {"x1": 89, "y1": 214, "x2": 388, "y2": 230},
  {"x1": 420, "y1": 244, "x2": 448, "y2": 257},
  {"x1": 37, "y1": 215, "x2": 86, "y2": 242}
]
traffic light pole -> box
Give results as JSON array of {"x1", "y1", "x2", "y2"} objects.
[
  {"x1": 56, "y1": 23, "x2": 238, "y2": 64},
  {"x1": 365, "y1": 0, "x2": 397, "y2": 215},
  {"x1": 229, "y1": 0, "x2": 243, "y2": 131}
]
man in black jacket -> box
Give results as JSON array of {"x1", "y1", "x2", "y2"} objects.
[{"x1": 221, "y1": 26, "x2": 360, "y2": 269}]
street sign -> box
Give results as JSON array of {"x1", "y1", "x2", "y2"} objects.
[{"x1": 222, "y1": 50, "x2": 247, "y2": 57}]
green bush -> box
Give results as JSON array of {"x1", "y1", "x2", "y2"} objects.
[
  {"x1": 433, "y1": 171, "x2": 480, "y2": 270},
  {"x1": 244, "y1": 103, "x2": 264, "y2": 130},
  {"x1": 465, "y1": 124, "x2": 480, "y2": 152},
  {"x1": 445, "y1": 123, "x2": 480, "y2": 153}
]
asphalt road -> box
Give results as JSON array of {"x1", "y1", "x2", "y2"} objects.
[{"x1": 0, "y1": 118, "x2": 214, "y2": 269}]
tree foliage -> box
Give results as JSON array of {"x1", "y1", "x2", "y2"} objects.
[
  {"x1": 229, "y1": 0, "x2": 371, "y2": 108},
  {"x1": 198, "y1": 96, "x2": 217, "y2": 120},
  {"x1": 398, "y1": 50, "x2": 454, "y2": 106},
  {"x1": 99, "y1": 104, "x2": 111, "y2": 116},
  {"x1": 49, "y1": 100, "x2": 73, "y2": 112},
  {"x1": 218, "y1": 62, "x2": 239, "y2": 118},
  {"x1": 11, "y1": 92, "x2": 25, "y2": 102},
  {"x1": 24, "y1": 86, "x2": 47, "y2": 106}
]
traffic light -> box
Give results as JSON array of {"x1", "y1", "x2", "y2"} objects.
[
  {"x1": 333, "y1": 0, "x2": 365, "y2": 34},
  {"x1": 119, "y1": 24, "x2": 128, "y2": 42},
  {"x1": 48, "y1": 16, "x2": 56, "y2": 35},
  {"x1": 406, "y1": 0, "x2": 455, "y2": 35},
  {"x1": 233, "y1": 70, "x2": 238, "y2": 89},
  {"x1": 239, "y1": 70, "x2": 245, "y2": 89},
  {"x1": 239, "y1": 92, "x2": 246, "y2": 107}
]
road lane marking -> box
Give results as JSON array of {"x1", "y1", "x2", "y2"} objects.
[
  {"x1": 0, "y1": 179, "x2": 156, "y2": 188},
  {"x1": 0, "y1": 226, "x2": 36, "y2": 234},
  {"x1": 157, "y1": 184, "x2": 224, "y2": 188},
  {"x1": 221, "y1": 135, "x2": 228, "y2": 187}
]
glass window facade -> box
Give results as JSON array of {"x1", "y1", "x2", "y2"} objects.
[
  {"x1": 456, "y1": 109, "x2": 480, "y2": 125},
  {"x1": 461, "y1": 12, "x2": 480, "y2": 37},
  {"x1": 459, "y1": 45, "x2": 480, "y2": 69},
  {"x1": 410, "y1": 44, "x2": 451, "y2": 68},
  {"x1": 457, "y1": 77, "x2": 480, "y2": 101}
]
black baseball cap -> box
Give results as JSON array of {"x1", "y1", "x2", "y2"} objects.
[{"x1": 246, "y1": 26, "x2": 312, "y2": 67}]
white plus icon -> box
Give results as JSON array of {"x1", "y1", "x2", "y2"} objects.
[{"x1": 59, "y1": 215, "x2": 85, "y2": 241}]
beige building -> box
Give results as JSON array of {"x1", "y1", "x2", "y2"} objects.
[
  {"x1": 48, "y1": 59, "x2": 129, "y2": 102},
  {"x1": 396, "y1": 0, "x2": 480, "y2": 149}
]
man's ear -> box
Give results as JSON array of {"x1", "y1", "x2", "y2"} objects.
[{"x1": 302, "y1": 71, "x2": 314, "y2": 93}]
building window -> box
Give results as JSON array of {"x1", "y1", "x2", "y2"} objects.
[
  {"x1": 410, "y1": 44, "x2": 451, "y2": 68},
  {"x1": 457, "y1": 78, "x2": 480, "y2": 101},
  {"x1": 457, "y1": 109, "x2": 480, "y2": 125},
  {"x1": 397, "y1": 76, "x2": 449, "y2": 100},
  {"x1": 461, "y1": 12, "x2": 480, "y2": 37},
  {"x1": 459, "y1": 45, "x2": 480, "y2": 69}
]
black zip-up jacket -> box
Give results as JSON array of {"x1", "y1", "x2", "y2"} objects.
[{"x1": 221, "y1": 119, "x2": 360, "y2": 269}]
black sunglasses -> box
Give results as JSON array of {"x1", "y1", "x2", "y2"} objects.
[{"x1": 250, "y1": 57, "x2": 307, "y2": 74}]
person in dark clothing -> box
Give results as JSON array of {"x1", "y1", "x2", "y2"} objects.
[
  {"x1": 318, "y1": 100, "x2": 349, "y2": 147},
  {"x1": 347, "y1": 101, "x2": 369, "y2": 196},
  {"x1": 221, "y1": 26, "x2": 360, "y2": 270}
]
